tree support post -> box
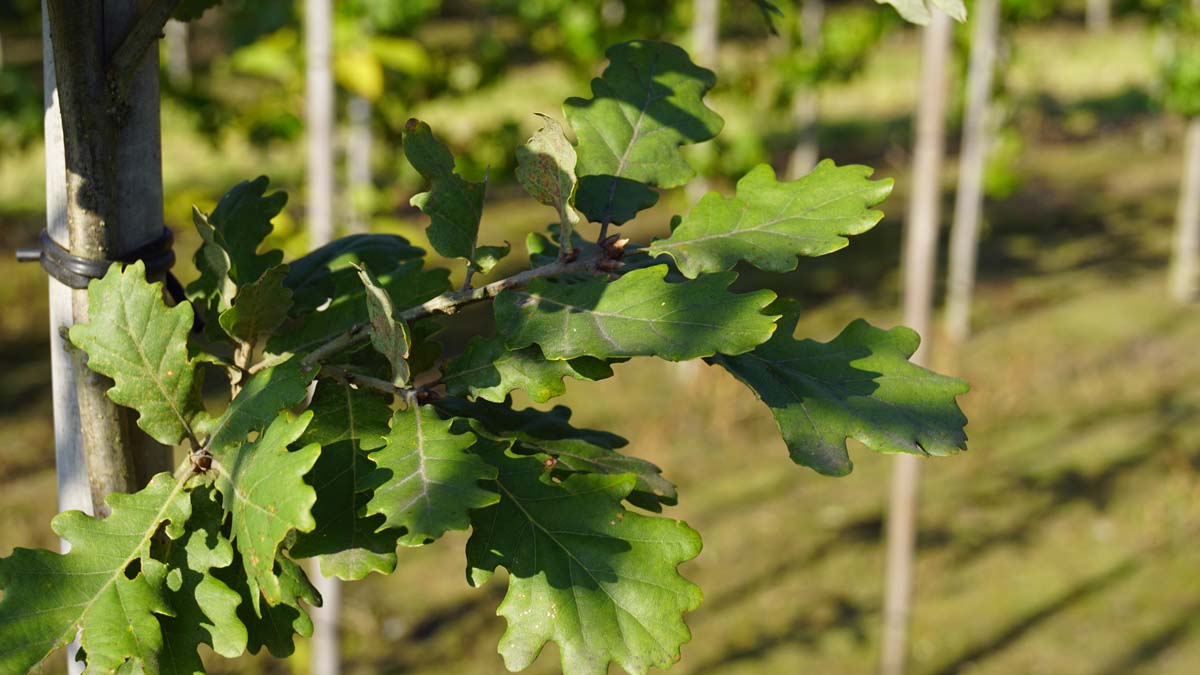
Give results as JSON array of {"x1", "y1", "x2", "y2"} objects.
[{"x1": 881, "y1": 8, "x2": 953, "y2": 675}]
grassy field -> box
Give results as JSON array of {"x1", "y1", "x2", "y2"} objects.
[{"x1": 2, "y1": 20, "x2": 1199, "y2": 675}]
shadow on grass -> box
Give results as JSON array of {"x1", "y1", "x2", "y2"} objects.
[{"x1": 1096, "y1": 598, "x2": 1200, "y2": 675}]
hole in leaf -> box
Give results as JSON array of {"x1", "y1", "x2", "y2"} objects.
[{"x1": 123, "y1": 558, "x2": 141, "y2": 580}]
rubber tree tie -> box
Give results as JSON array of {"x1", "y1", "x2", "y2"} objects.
[{"x1": 15, "y1": 228, "x2": 188, "y2": 308}]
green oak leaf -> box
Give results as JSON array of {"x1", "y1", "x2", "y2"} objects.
[
  {"x1": 565, "y1": 40, "x2": 723, "y2": 226},
  {"x1": 189, "y1": 205, "x2": 235, "y2": 320},
  {"x1": 291, "y1": 380, "x2": 400, "y2": 580},
  {"x1": 443, "y1": 336, "x2": 613, "y2": 403},
  {"x1": 157, "y1": 485, "x2": 248, "y2": 674},
  {"x1": 434, "y1": 397, "x2": 675, "y2": 511},
  {"x1": 365, "y1": 405, "x2": 499, "y2": 547},
  {"x1": 189, "y1": 177, "x2": 286, "y2": 297},
  {"x1": 876, "y1": 0, "x2": 966, "y2": 24},
  {"x1": 710, "y1": 301, "x2": 969, "y2": 476},
  {"x1": 472, "y1": 242, "x2": 512, "y2": 274},
  {"x1": 213, "y1": 411, "x2": 320, "y2": 610},
  {"x1": 494, "y1": 264, "x2": 778, "y2": 361},
  {"x1": 206, "y1": 359, "x2": 317, "y2": 458},
  {"x1": 283, "y1": 233, "x2": 425, "y2": 312},
  {"x1": 270, "y1": 257, "x2": 450, "y2": 356},
  {"x1": 218, "y1": 264, "x2": 294, "y2": 341},
  {"x1": 466, "y1": 447, "x2": 702, "y2": 675},
  {"x1": 648, "y1": 162, "x2": 893, "y2": 278},
  {"x1": 355, "y1": 264, "x2": 412, "y2": 386},
  {"x1": 0, "y1": 473, "x2": 191, "y2": 674},
  {"x1": 516, "y1": 114, "x2": 582, "y2": 247},
  {"x1": 69, "y1": 261, "x2": 203, "y2": 446},
  {"x1": 213, "y1": 550, "x2": 318, "y2": 658},
  {"x1": 404, "y1": 119, "x2": 499, "y2": 271}
]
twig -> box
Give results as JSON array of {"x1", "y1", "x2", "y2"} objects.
[
  {"x1": 320, "y1": 365, "x2": 429, "y2": 399},
  {"x1": 109, "y1": 0, "x2": 185, "y2": 100},
  {"x1": 300, "y1": 252, "x2": 609, "y2": 365}
]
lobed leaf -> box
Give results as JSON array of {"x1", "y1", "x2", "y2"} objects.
[
  {"x1": 434, "y1": 397, "x2": 675, "y2": 511},
  {"x1": 710, "y1": 301, "x2": 969, "y2": 475},
  {"x1": 218, "y1": 264, "x2": 294, "y2": 342},
  {"x1": 648, "y1": 162, "x2": 893, "y2": 278},
  {"x1": 69, "y1": 261, "x2": 203, "y2": 446},
  {"x1": 214, "y1": 411, "x2": 321, "y2": 611},
  {"x1": 290, "y1": 380, "x2": 400, "y2": 580},
  {"x1": 565, "y1": 40, "x2": 723, "y2": 226},
  {"x1": 0, "y1": 473, "x2": 192, "y2": 673},
  {"x1": 205, "y1": 359, "x2": 317, "y2": 458},
  {"x1": 466, "y1": 447, "x2": 702, "y2": 675},
  {"x1": 443, "y1": 336, "x2": 613, "y2": 403},
  {"x1": 494, "y1": 265, "x2": 778, "y2": 361},
  {"x1": 365, "y1": 405, "x2": 499, "y2": 546}
]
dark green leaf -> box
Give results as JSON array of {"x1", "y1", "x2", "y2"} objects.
[
  {"x1": 710, "y1": 302, "x2": 969, "y2": 475},
  {"x1": 218, "y1": 264, "x2": 294, "y2": 341},
  {"x1": 291, "y1": 380, "x2": 399, "y2": 580},
  {"x1": 565, "y1": 40, "x2": 723, "y2": 226},
  {"x1": 494, "y1": 265, "x2": 778, "y2": 361},
  {"x1": 69, "y1": 261, "x2": 203, "y2": 445},
  {"x1": 404, "y1": 119, "x2": 487, "y2": 262},
  {"x1": 466, "y1": 447, "x2": 702, "y2": 675},
  {"x1": 284, "y1": 233, "x2": 425, "y2": 312},
  {"x1": 648, "y1": 162, "x2": 893, "y2": 278},
  {"x1": 443, "y1": 336, "x2": 613, "y2": 403},
  {"x1": 206, "y1": 359, "x2": 317, "y2": 458}
]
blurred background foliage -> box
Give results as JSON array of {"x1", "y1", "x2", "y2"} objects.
[{"x1": 4, "y1": 0, "x2": 1200, "y2": 673}]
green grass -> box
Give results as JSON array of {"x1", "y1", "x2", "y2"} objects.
[{"x1": 2, "y1": 18, "x2": 1199, "y2": 675}]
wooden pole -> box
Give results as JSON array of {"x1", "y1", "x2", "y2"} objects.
[
  {"x1": 346, "y1": 95, "x2": 372, "y2": 234},
  {"x1": 306, "y1": 0, "x2": 341, "y2": 671},
  {"x1": 787, "y1": 0, "x2": 824, "y2": 178},
  {"x1": 881, "y1": 9, "x2": 953, "y2": 675},
  {"x1": 1171, "y1": 117, "x2": 1200, "y2": 302},
  {"x1": 944, "y1": 0, "x2": 1000, "y2": 341}
]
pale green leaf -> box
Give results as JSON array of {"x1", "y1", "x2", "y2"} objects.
[
  {"x1": 0, "y1": 473, "x2": 191, "y2": 674},
  {"x1": 466, "y1": 447, "x2": 702, "y2": 675},
  {"x1": 435, "y1": 397, "x2": 675, "y2": 512},
  {"x1": 876, "y1": 0, "x2": 967, "y2": 24},
  {"x1": 443, "y1": 336, "x2": 613, "y2": 403},
  {"x1": 565, "y1": 40, "x2": 723, "y2": 226},
  {"x1": 214, "y1": 411, "x2": 320, "y2": 610},
  {"x1": 218, "y1": 264, "x2": 294, "y2": 341},
  {"x1": 494, "y1": 265, "x2": 778, "y2": 361},
  {"x1": 291, "y1": 380, "x2": 400, "y2": 580},
  {"x1": 517, "y1": 114, "x2": 582, "y2": 243},
  {"x1": 355, "y1": 264, "x2": 411, "y2": 386},
  {"x1": 710, "y1": 301, "x2": 969, "y2": 475},
  {"x1": 648, "y1": 162, "x2": 893, "y2": 278},
  {"x1": 365, "y1": 405, "x2": 499, "y2": 547},
  {"x1": 69, "y1": 261, "x2": 202, "y2": 446}
]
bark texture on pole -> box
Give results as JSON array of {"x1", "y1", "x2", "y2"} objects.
[
  {"x1": 306, "y1": 0, "x2": 335, "y2": 248},
  {"x1": 44, "y1": 0, "x2": 170, "y2": 516},
  {"x1": 788, "y1": 0, "x2": 824, "y2": 179},
  {"x1": 881, "y1": 10, "x2": 953, "y2": 675},
  {"x1": 945, "y1": 0, "x2": 1000, "y2": 342},
  {"x1": 1171, "y1": 117, "x2": 1200, "y2": 303}
]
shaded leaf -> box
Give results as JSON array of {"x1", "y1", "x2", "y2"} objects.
[
  {"x1": 218, "y1": 264, "x2": 294, "y2": 341},
  {"x1": 710, "y1": 301, "x2": 969, "y2": 475},
  {"x1": 648, "y1": 162, "x2": 892, "y2": 278},
  {"x1": 158, "y1": 485, "x2": 247, "y2": 674},
  {"x1": 565, "y1": 40, "x2": 723, "y2": 226},
  {"x1": 494, "y1": 265, "x2": 778, "y2": 361},
  {"x1": 443, "y1": 336, "x2": 613, "y2": 403},
  {"x1": 212, "y1": 551, "x2": 318, "y2": 658},
  {"x1": 206, "y1": 359, "x2": 317, "y2": 458},
  {"x1": 284, "y1": 233, "x2": 426, "y2": 312},
  {"x1": 434, "y1": 398, "x2": 674, "y2": 511},
  {"x1": 291, "y1": 380, "x2": 400, "y2": 580},
  {"x1": 365, "y1": 405, "x2": 499, "y2": 546},
  {"x1": 466, "y1": 447, "x2": 702, "y2": 675},
  {"x1": 69, "y1": 261, "x2": 202, "y2": 446},
  {"x1": 0, "y1": 473, "x2": 191, "y2": 674},
  {"x1": 517, "y1": 114, "x2": 582, "y2": 245}
]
